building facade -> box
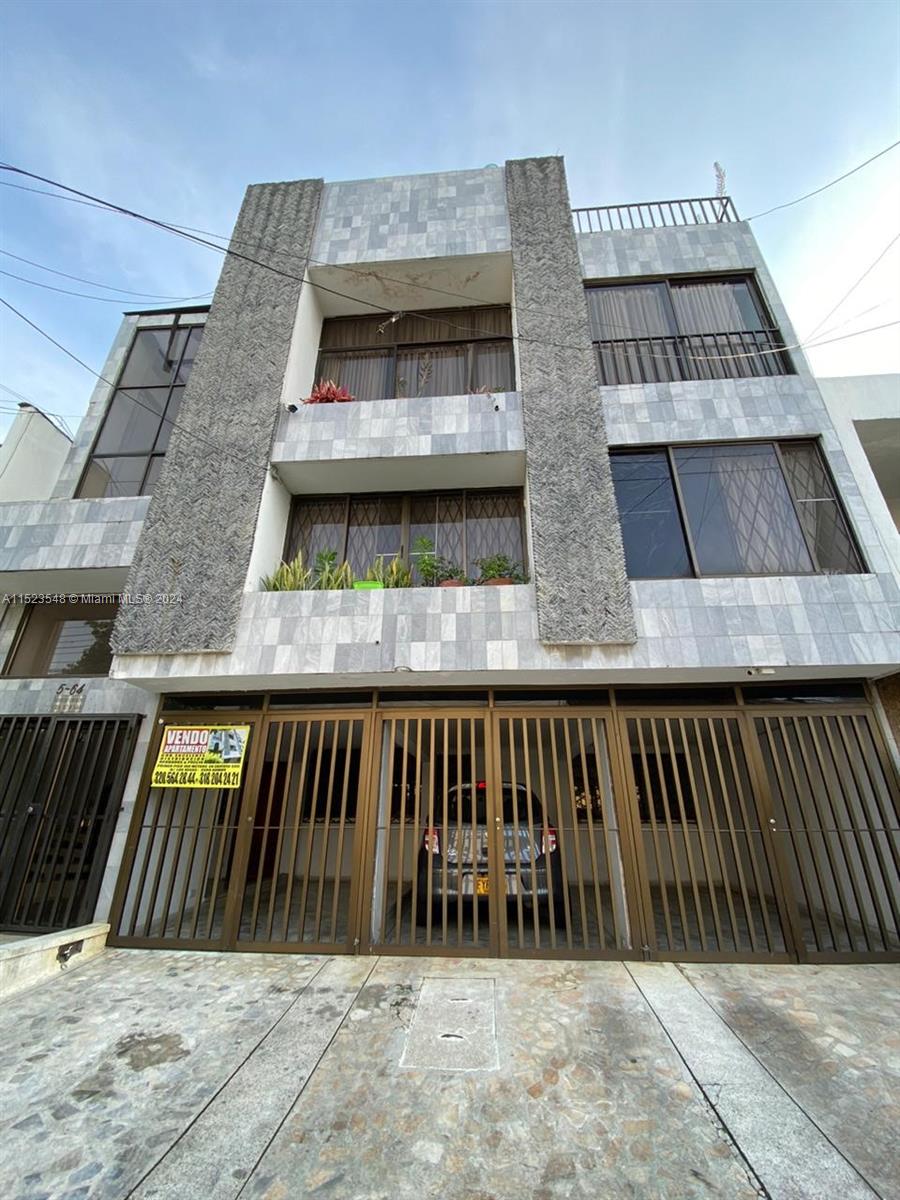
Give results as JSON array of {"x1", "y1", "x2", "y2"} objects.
[{"x1": 1, "y1": 158, "x2": 898, "y2": 964}]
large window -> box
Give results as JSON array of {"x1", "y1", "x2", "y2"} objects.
[
  {"x1": 77, "y1": 314, "x2": 206, "y2": 498},
  {"x1": 586, "y1": 276, "x2": 792, "y2": 385},
  {"x1": 3, "y1": 602, "x2": 118, "y2": 678},
  {"x1": 314, "y1": 307, "x2": 515, "y2": 402},
  {"x1": 286, "y1": 489, "x2": 525, "y2": 579},
  {"x1": 610, "y1": 441, "x2": 864, "y2": 578}
]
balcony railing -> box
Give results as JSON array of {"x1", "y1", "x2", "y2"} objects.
[
  {"x1": 595, "y1": 329, "x2": 792, "y2": 386},
  {"x1": 573, "y1": 196, "x2": 739, "y2": 233}
]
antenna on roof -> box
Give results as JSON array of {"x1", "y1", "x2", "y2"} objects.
[{"x1": 714, "y1": 161, "x2": 727, "y2": 197}]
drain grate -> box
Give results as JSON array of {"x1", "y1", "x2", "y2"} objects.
[{"x1": 400, "y1": 978, "x2": 499, "y2": 1071}]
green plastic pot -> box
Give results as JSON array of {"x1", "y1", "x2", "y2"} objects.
[{"x1": 353, "y1": 580, "x2": 384, "y2": 590}]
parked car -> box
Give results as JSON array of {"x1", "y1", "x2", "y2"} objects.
[{"x1": 415, "y1": 780, "x2": 564, "y2": 922}]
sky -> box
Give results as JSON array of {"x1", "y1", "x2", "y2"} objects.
[{"x1": 1, "y1": 0, "x2": 898, "y2": 442}]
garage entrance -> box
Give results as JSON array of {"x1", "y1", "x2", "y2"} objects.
[{"x1": 108, "y1": 689, "x2": 899, "y2": 963}]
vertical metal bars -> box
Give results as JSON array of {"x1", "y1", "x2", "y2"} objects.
[
  {"x1": 0, "y1": 715, "x2": 139, "y2": 933},
  {"x1": 754, "y1": 711, "x2": 899, "y2": 957},
  {"x1": 622, "y1": 714, "x2": 788, "y2": 957}
]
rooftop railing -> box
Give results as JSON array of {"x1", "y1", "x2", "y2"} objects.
[{"x1": 573, "y1": 196, "x2": 739, "y2": 233}]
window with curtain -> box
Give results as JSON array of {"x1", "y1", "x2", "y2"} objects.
[
  {"x1": 609, "y1": 441, "x2": 864, "y2": 578},
  {"x1": 586, "y1": 276, "x2": 792, "y2": 385},
  {"x1": 77, "y1": 315, "x2": 206, "y2": 498},
  {"x1": 286, "y1": 489, "x2": 525, "y2": 579},
  {"x1": 312, "y1": 306, "x2": 515, "y2": 402}
]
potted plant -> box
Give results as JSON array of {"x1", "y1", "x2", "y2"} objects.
[
  {"x1": 412, "y1": 537, "x2": 468, "y2": 587},
  {"x1": 313, "y1": 549, "x2": 354, "y2": 589},
  {"x1": 260, "y1": 550, "x2": 313, "y2": 592},
  {"x1": 474, "y1": 554, "x2": 528, "y2": 586},
  {"x1": 304, "y1": 378, "x2": 356, "y2": 405}
]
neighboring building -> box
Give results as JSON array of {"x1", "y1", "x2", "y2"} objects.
[
  {"x1": 0, "y1": 159, "x2": 897, "y2": 966},
  {"x1": 0, "y1": 404, "x2": 71, "y2": 502}
]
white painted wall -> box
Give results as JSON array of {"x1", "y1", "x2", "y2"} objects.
[
  {"x1": 818, "y1": 375, "x2": 900, "y2": 578},
  {"x1": 0, "y1": 408, "x2": 70, "y2": 501},
  {"x1": 280, "y1": 275, "x2": 324, "y2": 407},
  {"x1": 244, "y1": 470, "x2": 293, "y2": 591}
]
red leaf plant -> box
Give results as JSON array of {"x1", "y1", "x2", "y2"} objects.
[{"x1": 304, "y1": 378, "x2": 356, "y2": 404}]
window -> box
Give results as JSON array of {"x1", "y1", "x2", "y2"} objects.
[
  {"x1": 3, "y1": 603, "x2": 118, "y2": 677},
  {"x1": 314, "y1": 307, "x2": 515, "y2": 402},
  {"x1": 586, "y1": 276, "x2": 792, "y2": 385},
  {"x1": 77, "y1": 315, "x2": 206, "y2": 498},
  {"x1": 610, "y1": 441, "x2": 864, "y2": 578},
  {"x1": 286, "y1": 489, "x2": 525, "y2": 579}
]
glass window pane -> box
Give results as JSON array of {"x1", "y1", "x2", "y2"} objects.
[
  {"x1": 155, "y1": 387, "x2": 184, "y2": 452},
  {"x1": 473, "y1": 342, "x2": 515, "y2": 391},
  {"x1": 396, "y1": 346, "x2": 467, "y2": 397},
  {"x1": 142, "y1": 456, "x2": 164, "y2": 493},
  {"x1": 120, "y1": 328, "x2": 187, "y2": 387},
  {"x1": 347, "y1": 497, "x2": 402, "y2": 574},
  {"x1": 780, "y1": 442, "x2": 863, "y2": 573},
  {"x1": 289, "y1": 498, "x2": 347, "y2": 565},
  {"x1": 674, "y1": 444, "x2": 813, "y2": 575},
  {"x1": 176, "y1": 326, "x2": 204, "y2": 383},
  {"x1": 86, "y1": 456, "x2": 150, "y2": 498},
  {"x1": 46, "y1": 619, "x2": 114, "y2": 676},
  {"x1": 610, "y1": 452, "x2": 692, "y2": 578},
  {"x1": 316, "y1": 351, "x2": 391, "y2": 402},
  {"x1": 94, "y1": 388, "x2": 167, "y2": 455},
  {"x1": 586, "y1": 284, "x2": 674, "y2": 340},
  {"x1": 465, "y1": 491, "x2": 523, "y2": 573},
  {"x1": 670, "y1": 280, "x2": 766, "y2": 334}
]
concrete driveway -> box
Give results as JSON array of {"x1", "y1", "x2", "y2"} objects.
[{"x1": 0, "y1": 950, "x2": 897, "y2": 1200}]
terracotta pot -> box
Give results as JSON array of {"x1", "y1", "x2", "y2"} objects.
[
  {"x1": 481, "y1": 577, "x2": 514, "y2": 586},
  {"x1": 439, "y1": 579, "x2": 467, "y2": 588}
]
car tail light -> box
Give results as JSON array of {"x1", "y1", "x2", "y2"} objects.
[
  {"x1": 541, "y1": 827, "x2": 557, "y2": 855},
  {"x1": 476, "y1": 780, "x2": 487, "y2": 791},
  {"x1": 423, "y1": 828, "x2": 441, "y2": 854}
]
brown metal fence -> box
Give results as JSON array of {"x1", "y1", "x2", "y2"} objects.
[
  {"x1": 753, "y1": 710, "x2": 900, "y2": 958},
  {"x1": 108, "y1": 696, "x2": 900, "y2": 963},
  {"x1": 0, "y1": 714, "x2": 140, "y2": 933},
  {"x1": 620, "y1": 713, "x2": 790, "y2": 959}
]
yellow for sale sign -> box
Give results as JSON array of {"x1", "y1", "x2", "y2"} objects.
[{"x1": 151, "y1": 724, "x2": 250, "y2": 789}]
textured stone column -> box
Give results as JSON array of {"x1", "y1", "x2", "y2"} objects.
[
  {"x1": 113, "y1": 179, "x2": 323, "y2": 655},
  {"x1": 505, "y1": 157, "x2": 635, "y2": 645}
]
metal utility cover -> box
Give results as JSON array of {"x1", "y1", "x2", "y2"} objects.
[{"x1": 400, "y1": 977, "x2": 499, "y2": 1071}]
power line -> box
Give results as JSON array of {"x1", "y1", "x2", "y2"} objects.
[
  {"x1": 2, "y1": 162, "x2": 898, "y2": 369},
  {"x1": 803, "y1": 231, "x2": 900, "y2": 343},
  {"x1": 746, "y1": 138, "x2": 900, "y2": 220},
  {"x1": 0, "y1": 248, "x2": 215, "y2": 300},
  {"x1": 0, "y1": 267, "x2": 213, "y2": 306}
]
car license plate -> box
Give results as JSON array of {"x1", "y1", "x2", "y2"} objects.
[{"x1": 476, "y1": 875, "x2": 490, "y2": 895}]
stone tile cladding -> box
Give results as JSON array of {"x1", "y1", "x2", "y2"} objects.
[
  {"x1": 579, "y1": 220, "x2": 899, "y2": 669},
  {"x1": 311, "y1": 168, "x2": 510, "y2": 264},
  {"x1": 112, "y1": 180, "x2": 324, "y2": 656},
  {"x1": 505, "y1": 157, "x2": 635, "y2": 645},
  {"x1": 271, "y1": 391, "x2": 524, "y2": 465},
  {"x1": 0, "y1": 497, "x2": 148, "y2": 574},
  {"x1": 110, "y1": 580, "x2": 900, "y2": 685}
]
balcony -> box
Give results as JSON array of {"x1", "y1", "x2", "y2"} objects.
[
  {"x1": 0, "y1": 496, "x2": 148, "y2": 593},
  {"x1": 596, "y1": 329, "x2": 792, "y2": 386},
  {"x1": 573, "y1": 196, "x2": 739, "y2": 233},
  {"x1": 271, "y1": 391, "x2": 524, "y2": 492}
]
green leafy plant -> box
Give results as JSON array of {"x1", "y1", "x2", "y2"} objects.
[
  {"x1": 366, "y1": 555, "x2": 413, "y2": 588},
  {"x1": 313, "y1": 548, "x2": 354, "y2": 590},
  {"x1": 475, "y1": 554, "x2": 527, "y2": 583},
  {"x1": 412, "y1": 536, "x2": 467, "y2": 586},
  {"x1": 260, "y1": 550, "x2": 313, "y2": 592}
]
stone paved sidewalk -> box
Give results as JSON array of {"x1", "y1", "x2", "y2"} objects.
[{"x1": 0, "y1": 950, "x2": 897, "y2": 1200}]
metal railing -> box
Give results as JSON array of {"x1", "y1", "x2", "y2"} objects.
[
  {"x1": 595, "y1": 328, "x2": 792, "y2": 386},
  {"x1": 573, "y1": 196, "x2": 739, "y2": 233}
]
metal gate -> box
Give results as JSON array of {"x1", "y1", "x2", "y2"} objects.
[
  {"x1": 0, "y1": 714, "x2": 140, "y2": 933},
  {"x1": 109, "y1": 695, "x2": 900, "y2": 963},
  {"x1": 619, "y1": 712, "x2": 790, "y2": 960},
  {"x1": 112, "y1": 711, "x2": 372, "y2": 952},
  {"x1": 753, "y1": 708, "x2": 900, "y2": 959}
]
